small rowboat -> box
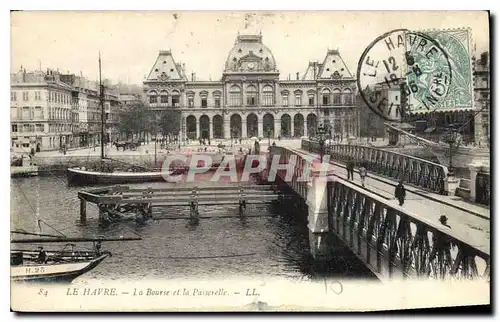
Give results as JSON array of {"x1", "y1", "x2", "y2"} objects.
[
  {"x1": 66, "y1": 167, "x2": 175, "y2": 185},
  {"x1": 11, "y1": 250, "x2": 110, "y2": 283}
]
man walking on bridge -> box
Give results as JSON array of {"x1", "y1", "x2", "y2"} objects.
[
  {"x1": 346, "y1": 158, "x2": 355, "y2": 181},
  {"x1": 358, "y1": 162, "x2": 367, "y2": 187},
  {"x1": 395, "y1": 180, "x2": 406, "y2": 206}
]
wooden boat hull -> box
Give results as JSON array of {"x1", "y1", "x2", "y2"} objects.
[
  {"x1": 67, "y1": 168, "x2": 176, "y2": 186},
  {"x1": 11, "y1": 253, "x2": 109, "y2": 283}
]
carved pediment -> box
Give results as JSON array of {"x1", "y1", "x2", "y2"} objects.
[{"x1": 239, "y1": 50, "x2": 263, "y2": 62}]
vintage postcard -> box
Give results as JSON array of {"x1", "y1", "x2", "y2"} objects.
[{"x1": 10, "y1": 10, "x2": 490, "y2": 312}]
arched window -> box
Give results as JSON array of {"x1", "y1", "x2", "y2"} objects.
[
  {"x1": 332, "y1": 88, "x2": 341, "y2": 106},
  {"x1": 246, "y1": 85, "x2": 257, "y2": 106},
  {"x1": 262, "y1": 85, "x2": 274, "y2": 106},
  {"x1": 322, "y1": 88, "x2": 331, "y2": 106},
  {"x1": 160, "y1": 90, "x2": 168, "y2": 104},
  {"x1": 343, "y1": 88, "x2": 353, "y2": 105},
  {"x1": 149, "y1": 90, "x2": 158, "y2": 104},
  {"x1": 294, "y1": 90, "x2": 302, "y2": 106},
  {"x1": 229, "y1": 85, "x2": 241, "y2": 107},
  {"x1": 171, "y1": 90, "x2": 180, "y2": 107}
]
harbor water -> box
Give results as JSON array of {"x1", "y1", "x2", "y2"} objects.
[{"x1": 11, "y1": 174, "x2": 377, "y2": 283}]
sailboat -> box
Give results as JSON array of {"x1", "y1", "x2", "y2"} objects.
[{"x1": 66, "y1": 53, "x2": 187, "y2": 185}]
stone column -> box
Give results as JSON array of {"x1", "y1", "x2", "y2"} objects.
[
  {"x1": 258, "y1": 119, "x2": 263, "y2": 138},
  {"x1": 224, "y1": 119, "x2": 230, "y2": 139},
  {"x1": 274, "y1": 118, "x2": 281, "y2": 138},
  {"x1": 242, "y1": 118, "x2": 247, "y2": 139},
  {"x1": 195, "y1": 117, "x2": 200, "y2": 140},
  {"x1": 304, "y1": 123, "x2": 308, "y2": 137},
  {"x1": 290, "y1": 118, "x2": 295, "y2": 138},
  {"x1": 209, "y1": 119, "x2": 213, "y2": 139},
  {"x1": 468, "y1": 163, "x2": 483, "y2": 202}
]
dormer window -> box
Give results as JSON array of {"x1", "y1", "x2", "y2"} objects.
[
  {"x1": 333, "y1": 60, "x2": 336, "y2": 63},
  {"x1": 326, "y1": 68, "x2": 330, "y2": 72},
  {"x1": 238, "y1": 49, "x2": 242, "y2": 53},
  {"x1": 154, "y1": 68, "x2": 159, "y2": 72},
  {"x1": 163, "y1": 60, "x2": 167, "y2": 64},
  {"x1": 170, "y1": 69, "x2": 174, "y2": 72},
  {"x1": 259, "y1": 49, "x2": 263, "y2": 53},
  {"x1": 233, "y1": 57, "x2": 237, "y2": 62}
]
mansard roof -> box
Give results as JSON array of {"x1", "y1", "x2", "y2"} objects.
[{"x1": 145, "y1": 50, "x2": 187, "y2": 82}]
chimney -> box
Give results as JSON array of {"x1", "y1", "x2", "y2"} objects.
[
  {"x1": 296, "y1": 72, "x2": 299, "y2": 80},
  {"x1": 191, "y1": 72, "x2": 194, "y2": 81}
]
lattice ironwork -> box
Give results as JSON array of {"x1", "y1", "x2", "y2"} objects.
[
  {"x1": 327, "y1": 179, "x2": 489, "y2": 281},
  {"x1": 302, "y1": 139, "x2": 448, "y2": 195}
]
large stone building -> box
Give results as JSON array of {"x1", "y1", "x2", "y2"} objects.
[
  {"x1": 143, "y1": 33, "x2": 358, "y2": 141},
  {"x1": 11, "y1": 68, "x2": 121, "y2": 152}
]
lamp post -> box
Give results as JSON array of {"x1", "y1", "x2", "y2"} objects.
[
  {"x1": 316, "y1": 123, "x2": 327, "y2": 163},
  {"x1": 445, "y1": 128, "x2": 459, "y2": 177}
]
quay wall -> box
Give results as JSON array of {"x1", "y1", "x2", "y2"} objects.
[{"x1": 33, "y1": 154, "x2": 166, "y2": 174}]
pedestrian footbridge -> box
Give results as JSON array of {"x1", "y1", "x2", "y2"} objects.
[{"x1": 267, "y1": 143, "x2": 490, "y2": 282}]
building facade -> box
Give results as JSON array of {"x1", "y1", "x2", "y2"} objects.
[
  {"x1": 143, "y1": 34, "x2": 358, "y2": 141},
  {"x1": 472, "y1": 51, "x2": 490, "y2": 145},
  {"x1": 11, "y1": 68, "x2": 121, "y2": 152}
]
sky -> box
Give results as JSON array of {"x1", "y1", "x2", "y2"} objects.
[{"x1": 11, "y1": 11, "x2": 490, "y2": 84}]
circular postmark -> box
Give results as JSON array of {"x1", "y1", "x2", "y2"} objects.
[{"x1": 357, "y1": 29, "x2": 452, "y2": 122}]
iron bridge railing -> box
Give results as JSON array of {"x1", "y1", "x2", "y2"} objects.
[
  {"x1": 302, "y1": 139, "x2": 449, "y2": 195},
  {"x1": 327, "y1": 178, "x2": 489, "y2": 281}
]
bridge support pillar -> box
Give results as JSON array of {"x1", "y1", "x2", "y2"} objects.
[
  {"x1": 306, "y1": 174, "x2": 332, "y2": 261},
  {"x1": 468, "y1": 162, "x2": 485, "y2": 202},
  {"x1": 79, "y1": 198, "x2": 86, "y2": 223}
]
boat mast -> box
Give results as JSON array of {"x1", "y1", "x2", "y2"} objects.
[{"x1": 99, "y1": 52, "x2": 105, "y2": 167}]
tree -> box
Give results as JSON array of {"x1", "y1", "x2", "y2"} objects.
[
  {"x1": 118, "y1": 101, "x2": 149, "y2": 139},
  {"x1": 158, "y1": 109, "x2": 181, "y2": 137}
]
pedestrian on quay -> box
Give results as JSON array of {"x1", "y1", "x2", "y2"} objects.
[
  {"x1": 358, "y1": 162, "x2": 367, "y2": 187},
  {"x1": 395, "y1": 180, "x2": 406, "y2": 206},
  {"x1": 346, "y1": 158, "x2": 355, "y2": 181}
]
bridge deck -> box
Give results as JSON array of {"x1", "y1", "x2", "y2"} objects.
[{"x1": 295, "y1": 148, "x2": 490, "y2": 255}]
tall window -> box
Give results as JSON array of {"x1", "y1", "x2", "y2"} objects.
[
  {"x1": 160, "y1": 91, "x2": 168, "y2": 104},
  {"x1": 262, "y1": 86, "x2": 274, "y2": 106},
  {"x1": 23, "y1": 92, "x2": 28, "y2": 101},
  {"x1": 308, "y1": 95, "x2": 314, "y2": 106},
  {"x1": 246, "y1": 85, "x2": 257, "y2": 106},
  {"x1": 333, "y1": 89, "x2": 342, "y2": 105},
  {"x1": 322, "y1": 88, "x2": 331, "y2": 105},
  {"x1": 282, "y1": 93, "x2": 288, "y2": 106},
  {"x1": 149, "y1": 91, "x2": 158, "y2": 104},
  {"x1": 213, "y1": 91, "x2": 221, "y2": 108},
  {"x1": 229, "y1": 85, "x2": 241, "y2": 107},
  {"x1": 172, "y1": 92, "x2": 180, "y2": 107},
  {"x1": 34, "y1": 106, "x2": 43, "y2": 119},
  {"x1": 11, "y1": 92, "x2": 16, "y2": 101},
  {"x1": 343, "y1": 88, "x2": 353, "y2": 105},
  {"x1": 201, "y1": 97, "x2": 207, "y2": 108},
  {"x1": 22, "y1": 106, "x2": 30, "y2": 120},
  {"x1": 11, "y1": 124, "x2": 18, "y2": 132},
  {"x1": 294, "y1": 91, "x2": 302, "y2": 106}
]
